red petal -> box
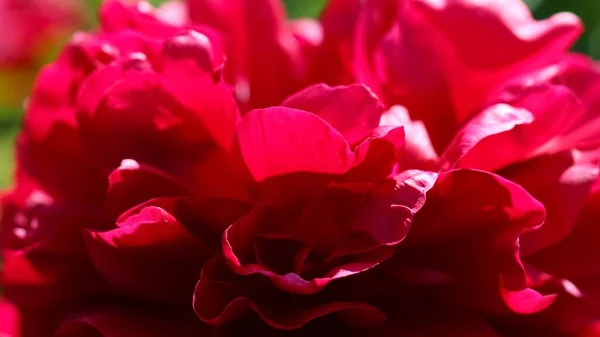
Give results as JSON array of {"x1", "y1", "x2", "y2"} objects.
[
  {"x1": 83, "y1": 206, "x2": 210, "y2": 304},
  {"x1": 319, "y1": 0, "x2": 364, "y2": 84},
  {"x1": 380, "y1": 105, "x2": 440, "y2": 171},
  {"x1": 353, "y1": 0, "x2": 582, "y2": 150},
  {"x1": 55, "y1": 305, "x2": 212, "y2": 337},
  {"x1": 442, "y1": 84, "x2": 584, "y2": 172},
  {"x1": 347, "y1": 126, "x2": 405, "y2": 182},
  {"x1": 193, "y1": 256, "x2": 386, "y2": 330},
  {"x1": 161, "y1": 31, "x2": 240, "y2": 152},
  {"x1": 187, "y1": 0, "x2": 320, "y2": 109},
  {"x1": 0, "y1": 298, "x2": 62, "y2": 337},
  {"x1": 223, "y1": 208, "x2": 393, "y2": 294},
  {"x1": 105, "y1": 159, "x2": 187, "y2": 220},
  {"x1": 371, "y1": 309, "x2": 500, "y2": 337},
  {"x1": 236, "y1": 107, "x2": 354, "y2": 181},
  {"x1": 411, "y1": 0, "x2": 582, "y2": 119},
  {"x1": 528, "y1": 183, "x2": 600, "y2": 281},
  {"x1": 402, "y1": 169, "x2": 550, "y2": 313},
  {"x1": 408, "y1": 168, "x2": 545, "y2": 247},
  {"x1": 283, "y1": 84, "x2": 384, "y2": 145},
  {"x1": 505, "y1": 150, "x2": 600, "y2": 255},
  {"x1": 0, "y1": 299, "x2": 20, "y2": 337},
  {"x1": 2, "y1": 250, "x2": 106, "y2": 309}
]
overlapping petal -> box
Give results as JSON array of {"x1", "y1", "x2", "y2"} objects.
[
  {"x1": 194, "y1": 256, "x2": 387, "y2": 330},
  {"x1": 187, "y1": 0, "x2": 323, "y2": 110},
  {"x1": 83, "y1": 204, "x2": 210, "y2": 303},
  {"x1": 395, "y1": 169, "x2": 552, "y2": 314}
]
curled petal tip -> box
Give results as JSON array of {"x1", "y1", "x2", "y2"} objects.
[{"x1": 163, "y1": 30, "x2": 217, "y2": 73}]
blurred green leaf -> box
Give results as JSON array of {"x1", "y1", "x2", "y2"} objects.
[
  {"x1": 0, "y1": 127, "x2": 17, "y2": 189},
  {"x1": 0, "y1": 107, "x2": 22, "y2": 132},
  {"x1": 532, "y1": 0, "x2": 600, "y2": 56},
  {"x1": 284, "y1": 0, "x2": 327, "y2": 18},
  {"x1": 523, "y1": 0, "x2": 545, "y2": 11},
  {"x1": 589, "y1": 23, "x2": 600, "y2": 59}
]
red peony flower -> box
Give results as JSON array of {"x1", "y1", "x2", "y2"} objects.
[{"x1": 3, "y1": 0, "x2": 600, "y2": 336}]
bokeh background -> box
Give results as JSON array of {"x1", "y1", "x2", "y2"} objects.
[{"x1": 0, "y1": 0, "x2": 598, "y2": 189}]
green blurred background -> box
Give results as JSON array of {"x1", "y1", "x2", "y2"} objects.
[{"x1": 0, "y1": 0, "x2": 598, "y2": 189}]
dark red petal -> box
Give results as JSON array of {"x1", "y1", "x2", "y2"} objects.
[
  {"x1": 2, "y1": 250, "x2": 106, "y2": 309},
  {"x1": 55, "y1": 305, "x2": 212, "y2": 337},
  {"x1": 407, "y1": 168, "x2": 545, "y2": 247},
  {"x1": 83, "y1": 206, "x2": 210, "y2": 304},
  {"x1": 0, "y1": 298, "x2": 62, "y2": 337},
  {"x1": 1, "y1": 180, "x2": 105, "y2": 255},
  {"x1": 370, "y1": 309, "x2": 500, "y2": 337},
  {"x1": 402, "y1": 169, "x2": 551, "y2": 314},
  {"x1": 79, "y1": 63, "x2": 228, "y2": 175},
  {"x1": 17, "y1": 131, "x2": 106, "y2": 204},
  {"x1": 76, "y1": 61, "x2": 127, "y2": 126},
  {"x1": 116, "y1": 196, "x2": 250, "y2": 246},
  {"x1": 528, "y1": 183, "x2": 600, "y2": 281},
  {"x1": 336, "y1": 170, "x2": 437, "y2": 247},
  {"x1": 105, "y1": 159, "x2": 187, "y2": 220},
  {"x1": 346, "y1": 126, "x2": 405, "y2": 182},
  {"x1": 224, "y1": 211, "x2": 393, "y2": 294},
  {"x1": 503, "y1": 150, "x2": 600, "y2": 255},
  {"x1": 194, "y1": 256, "x2": 386, "y2": 330}
]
